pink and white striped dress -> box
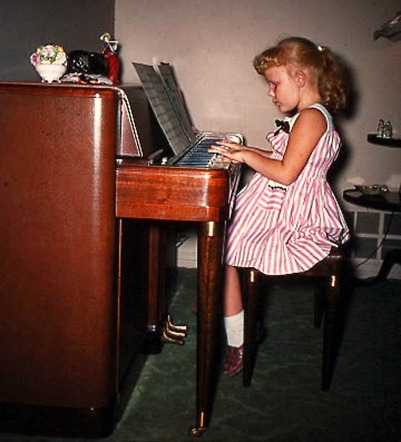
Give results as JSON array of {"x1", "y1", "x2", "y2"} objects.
[{"x1": 225, "y1": 104, "x2": 350, "y2": 275}]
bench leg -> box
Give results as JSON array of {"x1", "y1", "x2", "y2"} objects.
[
  {"x1": 242, "y1": 268, "x2": 260, "y2": 387},
  {"x1": 321, "y1": 274, "x2": 340, "y2": 391}
]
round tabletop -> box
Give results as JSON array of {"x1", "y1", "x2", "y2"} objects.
[{"x1": 343, "y1": 189, "x2": 401, "y2": 212}]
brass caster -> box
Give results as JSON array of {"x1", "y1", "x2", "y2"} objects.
[
  {"x1": 188, "y1": 426, "x2": 208, "y2": 437},
  {"x1": 161, "y1": 314, "x2": 188, "y2": 345}
]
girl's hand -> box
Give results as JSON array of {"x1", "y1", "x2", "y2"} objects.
[{"x1": 209, "y1": 139, "x2": 246, "y2": 163}]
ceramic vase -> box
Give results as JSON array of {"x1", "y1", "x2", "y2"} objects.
[{"x1": 35, "y1": 64, "x2": 67, "y2": 83}]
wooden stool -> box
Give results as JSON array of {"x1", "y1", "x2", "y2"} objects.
[{"x1": 240, "y1": 246, "x2": 343, "y2": 390}]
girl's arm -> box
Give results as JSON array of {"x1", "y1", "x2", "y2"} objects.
[
  {"x1": 210, "y1": 108, "x2": 326, "y2": 185},
  {"x1": 236, "y1": 145, "x2": 273, "y2": 158}
]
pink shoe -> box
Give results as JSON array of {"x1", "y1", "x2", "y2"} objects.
[{"x1": 223, "y1": 345, "x2": 244, "y2": 377}]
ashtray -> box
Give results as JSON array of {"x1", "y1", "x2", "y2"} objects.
[{"x1": 354, "y1": 184, "x2": 389, "y2": 196}]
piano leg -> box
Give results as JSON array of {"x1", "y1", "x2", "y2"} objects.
[
  {"x1": 147, "y1": 223, "x2": 166, "y2": 333},
  {"x1": 189, "y1": 221, "x2": 225, "y2": 437}
]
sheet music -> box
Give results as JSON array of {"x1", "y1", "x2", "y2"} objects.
[
  {"x1": 133, "y1": 62, "x2": 191, "y2": 155},
  {"x1": 157, "y1": 64, "x2": 195, "y2": 143}
]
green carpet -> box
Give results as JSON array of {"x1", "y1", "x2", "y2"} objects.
[{"x1": 2, "y1": 269, "x2": 400, "y2": 442}]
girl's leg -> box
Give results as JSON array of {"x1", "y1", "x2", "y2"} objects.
[
  {"x1": 224, "y1": 264, "x2": 243, "y2": 316},
  {"x1": 222, "y1": 265, "x2": 244, "y2": 376}
]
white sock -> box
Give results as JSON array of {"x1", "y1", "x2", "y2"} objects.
[{"x1": 224, "y1": 310, "x2": 244, "y2": 347}]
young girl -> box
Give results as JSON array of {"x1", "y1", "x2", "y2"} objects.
[{"x1": 209, "y1": 36, "x2": 350, "y2": 377}]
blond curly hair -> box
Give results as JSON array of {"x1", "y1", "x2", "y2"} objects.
[{"x1": 253, "y1": 36, "x2": 347, "y2": 114}]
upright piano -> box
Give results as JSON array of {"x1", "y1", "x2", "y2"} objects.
[{"x1": 0, "y1": 76, "x2": 241, "y2": 437}]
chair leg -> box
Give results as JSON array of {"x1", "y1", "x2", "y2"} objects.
[
  {"x1": 321, "y1": 274, "x2": 340, "y2": 391},
  {"x1": 314, "y1": 278, "x2": 325, "y2": 329},
  {"x1": 241, "y1": 268, "x2": 260, "y2": 387}
]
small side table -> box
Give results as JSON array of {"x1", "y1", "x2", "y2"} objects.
[{"x1": 343, "y1": 189, "x2": 401, "y2": 283}]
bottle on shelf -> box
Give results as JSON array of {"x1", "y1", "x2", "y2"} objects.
[
  {"x1": 377, "y1": 119, "x2": 385, "y2": 137},
  {"x1": 383, "y1": 120, "x2": 393, "y2": 139}
]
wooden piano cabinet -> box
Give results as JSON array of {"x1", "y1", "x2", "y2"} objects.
[{"x1": 0, "y1": 83, "x2": 149, "y2": 437}]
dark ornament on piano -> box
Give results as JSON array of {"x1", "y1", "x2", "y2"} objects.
[{"x1": 67, "y1": 50, "x2": 108, "y2": 76}]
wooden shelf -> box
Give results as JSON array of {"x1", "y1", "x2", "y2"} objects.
[{"x1": 367, "y1": 134, "x2": 401, "y2": 148}]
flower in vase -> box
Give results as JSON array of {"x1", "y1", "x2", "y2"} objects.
[{"x1": 30, "y1": 44, "x2": 67, "y2": 67}]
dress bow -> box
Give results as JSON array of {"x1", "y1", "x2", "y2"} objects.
[{"x1": 274, "y1": 119, "x2": 290, "y2": 135}]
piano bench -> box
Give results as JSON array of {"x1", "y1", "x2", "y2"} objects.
[{"x1": 239, "y1": 246, "x2": 345, "y2": 391}]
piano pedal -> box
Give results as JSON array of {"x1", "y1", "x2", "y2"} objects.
[{"x1": 161, "y1": 314, "x2": 188, "y2": 346}]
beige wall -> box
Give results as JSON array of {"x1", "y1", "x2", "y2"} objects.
[{"x1": 116, "y1": 0, "x2": 401, "y2": 200}]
